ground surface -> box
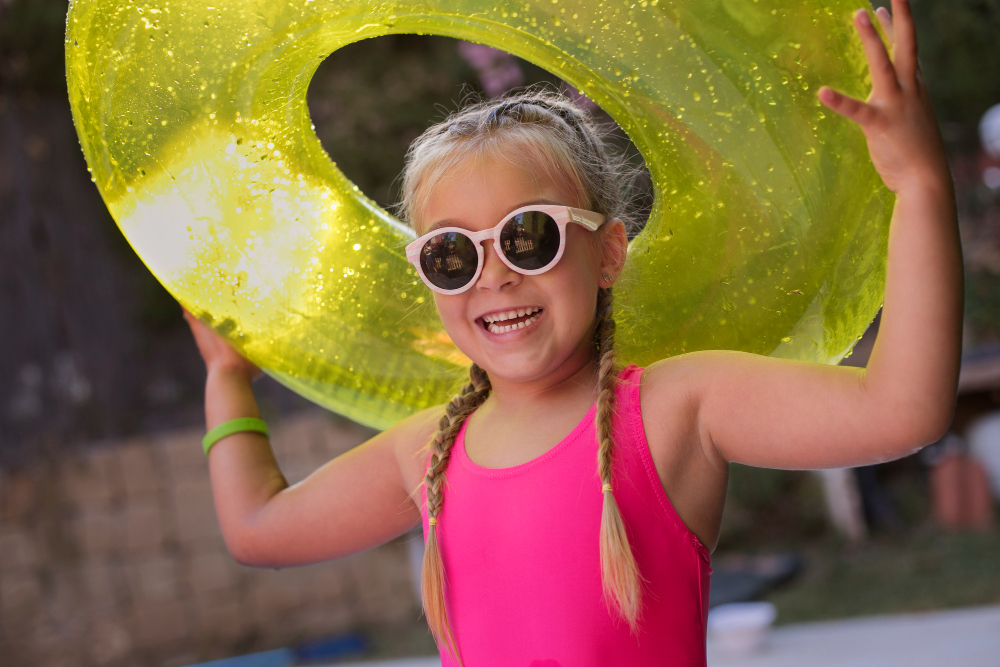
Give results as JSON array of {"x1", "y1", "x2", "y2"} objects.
[{"x1": 326, "y1": 605, "x2": 1000, "y2": 667}]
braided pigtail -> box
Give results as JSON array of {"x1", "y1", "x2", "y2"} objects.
[
  {"x1": 595, "y1": 286, "x2": 646, "y2": 633},
  {"x1": 421, "y1": 363, "x2": 491, "y2": 666}
]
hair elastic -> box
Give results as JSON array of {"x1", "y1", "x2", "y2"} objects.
[
  {"x1": 428, "y1": 517, "x2": 438, "y2": 526},
  {"x1": 202, "y1": 417, "x2": 269, "y2": 456},
  {"x1": 602, "y1": 483, "x2": 613, "y2": 492}
]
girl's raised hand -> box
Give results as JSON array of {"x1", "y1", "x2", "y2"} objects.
[
  {"x1": 181, "y1": 306, "x2": 262, "y2": 382},
  {"x1": 818, "y1": 0, "x2": 950, "y2": 195}
]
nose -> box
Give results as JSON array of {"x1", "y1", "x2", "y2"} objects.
[{"x1": 475, "y1": 241, "x2": 520, "y2": 293}]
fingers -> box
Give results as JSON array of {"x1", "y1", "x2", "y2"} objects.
[
  {"x1": 832, "y1": 3, "x2": 922, "y2": 124},
  {"x1": 890, "y1": 0, "x2": 919, "y2": 86},
  {"x1": 854, "y1": 8, "x2": 899, "y2": 95},
  {"x1": 181, "y1": 308, "x2": 198, "y2": 331},
  {"x1": 818, "y1": 86, "x2": 878, "y2": 127},
  {"x1": 181, "y1": 307, "x2": 205, "y2": 331},
  {"x1": 874, "y1": 6, "x2": 894, "y2": 49}
]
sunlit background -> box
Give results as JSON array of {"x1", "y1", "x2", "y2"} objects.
[{"x1": 1, "y1": 0, "x2": 999, "y2": 665}]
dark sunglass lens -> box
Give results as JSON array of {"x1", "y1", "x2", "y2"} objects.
[
  {"x1": 419, "y1": 232, "x2": 479, "y2": 290},
  {"x1": 499, "y1": 211, "x2": 560, "y2": 270}
]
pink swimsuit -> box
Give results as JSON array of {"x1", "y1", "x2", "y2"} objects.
[{"x1": 420, "y1": 364, "x2": 712, "y2": 667}]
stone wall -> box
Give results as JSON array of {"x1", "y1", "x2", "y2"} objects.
[{"x1": 0, "y1": 411, "x2": 427, "y2": 666}]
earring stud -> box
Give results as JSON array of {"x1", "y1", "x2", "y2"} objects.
[{"x1": 602, "y1": 272, "x2": 612, "y2": 283}]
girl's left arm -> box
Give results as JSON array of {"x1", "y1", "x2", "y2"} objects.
[{"x1": 660, "y1": 0, "x2": 963, "y2": 470}]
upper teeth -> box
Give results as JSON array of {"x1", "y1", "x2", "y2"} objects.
[
  {"x1": 483, "y1": 307, "x2": 541, "y2": 323},
  {"x1": 483, "y1": 307, "x2": 543, "y2": 334}
]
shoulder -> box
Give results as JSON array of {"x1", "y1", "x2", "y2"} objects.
[
  {"x1": 636, "y1": 353, "x2": 729, "y2": 474},
  {"x1": 636, "y1": 354, "x2": 705, "y2": 418},
  {"x1": 638, "y1": 350, "x2": 747, "y2": 417}
]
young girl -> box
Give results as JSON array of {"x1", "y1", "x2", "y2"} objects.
[{"x1": 183, "y1": 2, "x2": 962, "y2": 664}]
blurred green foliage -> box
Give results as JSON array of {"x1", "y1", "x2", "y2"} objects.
[
  {"x1": 717, "y1": 465, "x2": 829, "y2": 550},
  {"x1": 766, "y1": 528, "x2": 1000, "y2": 623},
  {"x1": 719, "y1": 454, "x2": 936, "y2": 551},
  {"x1": 966, "y1": 267, "x2": 1000, "y2": 345}
]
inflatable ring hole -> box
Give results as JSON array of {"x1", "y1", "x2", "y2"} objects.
[
  {"x1": 306, "y1": 35, "x2": 480, "y2": 209},
  {"x1": 306, "y1": 35, "x2": 654, "y2": 237}
]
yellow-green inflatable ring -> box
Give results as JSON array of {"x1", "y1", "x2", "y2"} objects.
[{"x1": 66, "y1": 0, "x2": 889, "y2": 429}]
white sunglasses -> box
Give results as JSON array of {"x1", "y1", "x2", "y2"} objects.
[{"x1": 405, "y1": 204, "x2": 606, "y2": 295}]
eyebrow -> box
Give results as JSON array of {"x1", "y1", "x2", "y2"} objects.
[{"x1": 422, "y1": 198, "x2": 562, "y2": 234}]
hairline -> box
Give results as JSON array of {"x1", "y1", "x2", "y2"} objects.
[{"x1": 408, "y1": 129, "x2": 592, "y2": 235}]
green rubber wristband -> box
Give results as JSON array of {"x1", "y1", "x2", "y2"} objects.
[{"x1": 203, "y1": 417, "x2": 269, "y2": 456}]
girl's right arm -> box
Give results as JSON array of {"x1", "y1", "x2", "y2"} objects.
[{"x1": 183, "y1": 308, "x2": 438, "y2": 567}]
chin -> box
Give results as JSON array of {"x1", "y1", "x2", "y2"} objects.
[
  {"x1": 448, "y1": 313, "x2": 590, "y2": 382},
  {"x1": 475, "y1": 343, "x2": 568, "y2": 383}
]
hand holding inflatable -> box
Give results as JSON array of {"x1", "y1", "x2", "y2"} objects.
[
  {"x1": 818, "y1": 5, "x2": 949, "y2": 196},
  {"x1": 182, "y1": 308, "x2": 263, "y2": 384},
  {"x1": 66, "y1": 0, "x2": 889, "y2": 428}
]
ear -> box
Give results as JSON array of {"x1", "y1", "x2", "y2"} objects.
[{"x1": 598, "y1": 218, "x2": 628, "y2": 287}]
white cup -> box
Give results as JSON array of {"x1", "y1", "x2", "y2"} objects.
[{"x1": 708, "y1": 601, "x2": 778, "y2": 658}]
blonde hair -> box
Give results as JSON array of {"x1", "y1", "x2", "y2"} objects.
[{"x1": 399, "y1": 86, "x2": 646, "y2": 663}]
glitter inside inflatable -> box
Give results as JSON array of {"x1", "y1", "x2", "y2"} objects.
[{"x1": 66, "y1": 0, "x2": 889, "y2": 429}]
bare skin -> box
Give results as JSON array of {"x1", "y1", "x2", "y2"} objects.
[{"x1": 184, "y1": 0, "x2": 961, "y2": 565}]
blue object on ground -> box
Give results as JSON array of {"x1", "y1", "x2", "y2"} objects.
[
  {"x1": 184, "y1": 647, "x2": 296, "y2": 667},
  {"x1": 294, "y1": 633, "x2": 369, "y2": 662},
  {"x1": 709, "y1": 551, "x2": 802, "y2": 608},
  {"x1": 182, "y1": 633, "x2": 368, "y2": 667}
]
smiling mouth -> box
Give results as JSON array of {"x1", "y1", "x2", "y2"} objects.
[{"x1": 479, "y1": 307, "x2": 543, "y2": 334}]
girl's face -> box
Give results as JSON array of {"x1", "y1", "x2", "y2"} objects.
[{"x1": 416, "y1": 155, "x2": 620, "y2": 383}]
